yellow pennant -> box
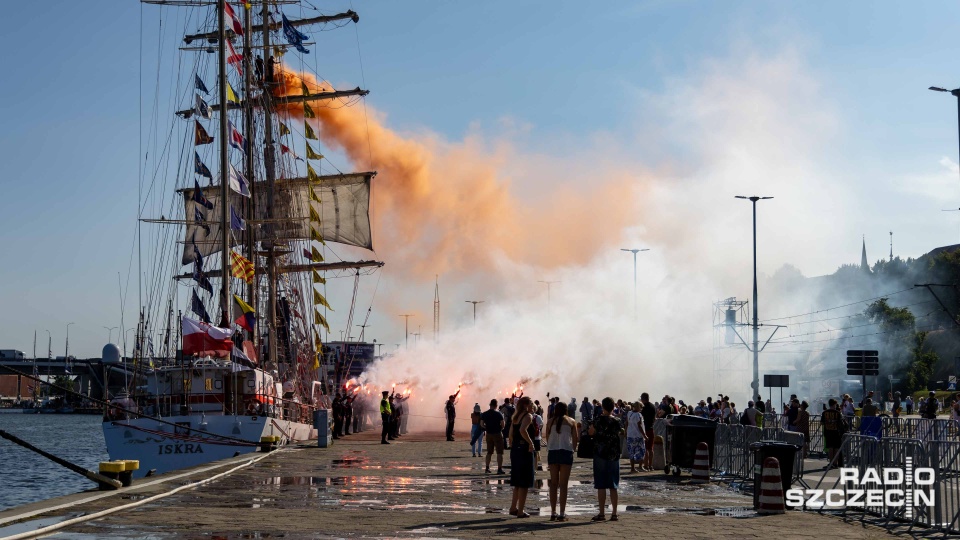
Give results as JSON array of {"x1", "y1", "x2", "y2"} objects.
[
  {"x1": 307, "y1": 162, "x2": 320, "y2": 182},
  {"x1": 278, "y1": 122, "x2": 290, "y2": 136},
  {"x1": 303, "y1": 102, "x2": 316, "y2": 119},
  {"x1": 312, "y1": 352, "x2": 320, "y2": 370},
  {"x1": 314, "y1": 309, "x2": 330, "y2": 332},
  {"x1": 313, "y1": 290, "x2": 332, "y2": 310},
  {"x1": 304, "y1": 122, "x2": 318, "y2": 140},
  {"x1": 301, "y1": 81, "x2": 310, "y2": 95},
  {"x1": 309, "y1": 205, "x2": 321, "y2": 223},
  {"x1": 311, "y1": 226, "x2": 326, "y2": 245},
  {"x1": 309, "y1": 186, "x2": 321, "y2": 202},
  {"x1": 312, "y1": 269, "x2": 326, "y2": 285},
  {"x1": 226, "y1": 82, "x2": 239, "y2": 104},
  {"x1": 312, "y1": 246, "x2": 324, "y2": 262},
  {"x1": 306, "y1": 142, "x2": 323, "y2": 160}
]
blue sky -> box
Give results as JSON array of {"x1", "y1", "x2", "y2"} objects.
[{"x1": 2, "y1": 1, "x2": 960, "y2": 358}]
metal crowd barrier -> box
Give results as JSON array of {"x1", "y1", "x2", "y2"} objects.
[
  {"x1": 928, "y1": 440, "x2": 960, "y2": 532},
  {"x1": 807, "y1": 432, "x2": 945, "y2": 533},
  {"x1": 806, "y1": 417, "x2": 824, "y2": 458},
  {"x1": 653, "y1": 417, "x2": 666, "y2": 441},
  {"x1": 688, "y1": 411, "x2": 960, "y2": 535},
  {"x1": 706, "y1": 422, "x2": 784, "y2": 484}
]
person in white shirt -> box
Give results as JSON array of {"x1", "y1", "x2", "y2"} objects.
[
  {"x1": 842, "y1": 397, "x2": 856, "y2": 418},
  {"x1": 544, "y1": 402, "x2": 578, "y2": 522}
]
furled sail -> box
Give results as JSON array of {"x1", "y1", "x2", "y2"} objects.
[{"x1": 181, "y1": 171, "x2": 374, "y2": 265}]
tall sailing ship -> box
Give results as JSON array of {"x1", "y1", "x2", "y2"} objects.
[{"x1": 104, "y1": 0, "x2": 382, "y2": 476}]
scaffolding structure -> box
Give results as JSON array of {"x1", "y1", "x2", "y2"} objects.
[{"x1": 712, "y1": 297, "x2": 750, "y2": 396}]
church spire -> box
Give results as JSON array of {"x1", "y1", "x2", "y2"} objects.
[{"x1": 861, "y1": 235, "x2": 870, "y2": 272}]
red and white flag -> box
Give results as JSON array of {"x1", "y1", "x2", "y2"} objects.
[
  {"x1": 226, "y1": 39, "x2": 243, "y2": 75},
  {"x1": 182, "y1": 317, "x2": 234, "y2": 358},
  {"x1": 224, "y1": 3, "x2": 244, "y2": 36},
  {"x1": 280, "y1": 144, "x2": 302, "y2": 161}
]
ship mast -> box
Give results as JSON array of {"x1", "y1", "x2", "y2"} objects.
[
  {"x1": 217, "y1": 0, "x2": 231, "y2": 327},
  {"x1": 242, "y1": 2, "x2": 257, "y2": 345},
  {"x1": 261, "y1": 0, "x2": 279, "y2": 369}
]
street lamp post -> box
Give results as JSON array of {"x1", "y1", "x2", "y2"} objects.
[
  {"x1": 537, "y1": 281, "x2": 560, "y2": 313},
  {"x1": 399, "y1": 314, "x2": 414, "y2": 348},
  {"x1": 465, "y1": 300, "x2": 484, "y2": 325},
  {"x1": 65, "y1": 322, "x2": 75, "y2": 374},
  {"x1": 735, "y1": 195, "x2": 773, "y2": 401},
  {"x1": 620, "y1": 248, "x2": 650, "y2": 318},
  {"x1": 929, "y1": 86, "x2": 960, "y2": 184}
]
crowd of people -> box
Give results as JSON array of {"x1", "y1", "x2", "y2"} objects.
[
  {"x1": 327, "y1": 389, "x2": 414, "y2": 442},
  {"x1": 345, "y1": 383, "x2": 959, "y2": 521},
  {"x1": 457, "y1": 393, "x2": 664, "y2": 521},
  {"x1": 453, "y1": 388, "x2": 946, "y2": 520}
]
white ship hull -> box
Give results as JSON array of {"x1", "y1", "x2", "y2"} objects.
[{"x1": 103, "y1": 414, "x2": 316, "y2": 477}]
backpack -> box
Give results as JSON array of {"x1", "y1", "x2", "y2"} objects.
[{"x1": 740, "y1": 410, "x2": 750, "y2": 425}]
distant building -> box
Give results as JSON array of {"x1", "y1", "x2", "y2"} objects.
[
  {"x1": 323, "y1": 341, "x2": 376, "y2": 383},
  {"x1": 861, "y1": 236, "x2": 870, "y2": 274}
]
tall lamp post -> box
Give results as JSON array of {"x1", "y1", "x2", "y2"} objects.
[
  {"x1": 65, "y1": 322, "x2": 75, "y2": 374},
  {"x1": 929, "y1": 86, "x2": 960, "y2": 184},
  {"x1": 735, "y1": 195, "x2": 773, "y2": 401},
  {"x1": 537, "y1": 280, "x2": 560, "y2": 313},
  {"x1": 620, "y1": 248, "x2": 650, "y2": 318},
  {"x1": 399, "y1": 314, "x2": 414, "y2": 348},
  {"x1": 465, "y1": 300, "x2": 484, "y2": 325}
]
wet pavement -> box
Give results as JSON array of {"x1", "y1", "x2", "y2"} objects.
[{"x1": 9, "y1": 429, "x2": 894, "y2": 539}]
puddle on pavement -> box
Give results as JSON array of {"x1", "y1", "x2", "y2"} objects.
[
  {"x1": 538, "y1": 505, "x2": 756, "y2": 518},
  {"x1": 331, "y1": 457, "x2": 368, "y2": 468},
  {"x1": 0, "y1": 514, "x2": 81, "y2": 538},
  {"x1": 237, "y1": 475, "x2": 756, "y2": 518},
  {"x1": 251, "y1": 475, "x2": 597, "y2": 497}
]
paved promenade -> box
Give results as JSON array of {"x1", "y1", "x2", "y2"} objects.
[{"x1": 0, "y1": 429, "x2": 897, "y2": 539}]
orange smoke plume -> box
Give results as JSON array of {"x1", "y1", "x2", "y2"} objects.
[{"x1": 273, "y1": 67, "x2": 640, "y2": 279}]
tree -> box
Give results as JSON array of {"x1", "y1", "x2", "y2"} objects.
[
  {"x1": 50, "y1": 375, "x2": 75, "y2": 399},
  {"x1": 905, "y1": 331, "x2": 939, "y2": 393},
  {"x1": 859, "y1": 299, "x2": 917, "y2": 394},
  {"x1": 864, "y1": 298, "x2": 915, "y2": 334}
]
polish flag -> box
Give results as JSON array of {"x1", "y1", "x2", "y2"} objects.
[{"x1": 182, "y1": 317, "x2": 234, "y2": 358}]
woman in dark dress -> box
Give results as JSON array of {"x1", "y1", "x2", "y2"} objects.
[{"x1": 508, "y1": 396, "x2": 537, "y2": 518}]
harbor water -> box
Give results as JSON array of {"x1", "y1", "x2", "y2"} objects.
[{"x1": 0, "y1": 414, "x2": 108, "y2": 511}]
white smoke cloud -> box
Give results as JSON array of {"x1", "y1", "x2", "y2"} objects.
[{"x1": 355, "y1": 45, "x2": 857, "y2": 429}]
